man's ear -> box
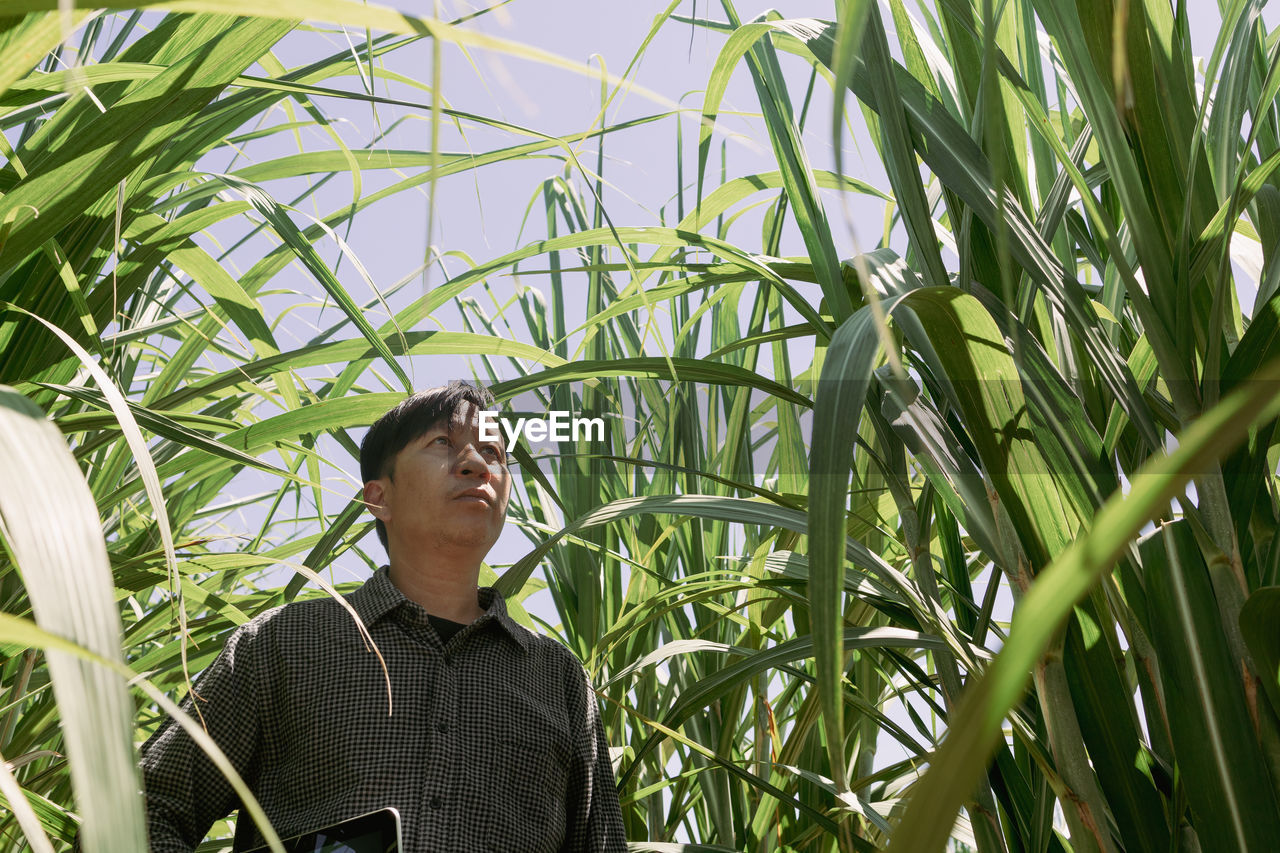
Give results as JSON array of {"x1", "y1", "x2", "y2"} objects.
[{"x1": 363, "y1": 479, "x2": 390, "y2": 521}]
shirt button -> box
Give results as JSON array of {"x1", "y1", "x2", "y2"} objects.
[
  {"x1": 443, "y1": 655, "x2": 456, "y2": 667},
  {"x1": 430, "y1": 796, "x2": 443, "y2": 809},
  {"x1": 436, "y1": 722, "x2": 449, "y2": 734}
]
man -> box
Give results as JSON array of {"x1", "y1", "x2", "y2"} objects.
[{"x1": 136, "y1": 381, "x2": 627, "y2": 852}]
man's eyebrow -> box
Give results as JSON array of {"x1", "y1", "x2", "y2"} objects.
[
  {"x1": 414, "y1": 423, "x2": 449, "y2": 443},
  {"x1": 437, "y1": 415, "x2": 506, "y2": 450},
  {"x1": 477, "y1": 429, "x2": 506, "y2": 450},
  {"x1": 471, "y1": 420, "x2": 506, "y2": 451}
]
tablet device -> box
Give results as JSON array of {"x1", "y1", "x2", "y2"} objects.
[{"x1": 239, "y1": 807, "x2": 400, "y2": 853}]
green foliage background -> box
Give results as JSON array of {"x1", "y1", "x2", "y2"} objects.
[{"x1": 3, "y1": 1, "x2": 1280, "y2": 851}]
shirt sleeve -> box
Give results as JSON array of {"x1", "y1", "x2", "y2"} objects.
[
  {"x1": 562, "y1": 659, "x2": 627, "y2": 853},
  {"x1": 138, "y1": 622, "x2": 265, "y2": 853}
]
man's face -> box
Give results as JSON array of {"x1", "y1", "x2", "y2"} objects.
[{"x1": 368, "y1": 401, "x2": 510, "y2": 559}]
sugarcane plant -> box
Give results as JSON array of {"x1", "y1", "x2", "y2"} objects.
[{"x1": 2, "y1": 1, "x2": 1280, "y2": 852}]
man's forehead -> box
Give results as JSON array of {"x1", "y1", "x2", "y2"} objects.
[
  {"x1": 442, "y1": 401, "x2": 485, "y2": 431},
  {"x1": 448, "y1": 400, "x2": 480, "y2": 425},
  {"x1": 422, "y1": 403, "x2": 504, "y2": 445}
]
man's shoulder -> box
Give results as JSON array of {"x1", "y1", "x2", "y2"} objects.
[
  {"x1": 228, "y1": 586, "x2": 370, "y2": 645},
  {"x1": 507, "y1": 621, "x2": 590, "y2": 674},
  {"x1": 523, "y1": 628, "x2": 577, "y2": 657}
]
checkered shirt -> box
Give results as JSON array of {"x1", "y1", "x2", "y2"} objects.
[{"x1": 138, "y1": 567, "x2": 626, "y2": 852}]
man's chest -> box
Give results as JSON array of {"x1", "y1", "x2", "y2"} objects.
[
  {"x1": 248, "y1": 621, "x2": 578, "y2": 851},
  {"x1": 264, "y1": 622, "x2": 572, "y2": 756}
]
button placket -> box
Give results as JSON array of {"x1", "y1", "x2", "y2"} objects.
[{"x1": 422, "y1": 641, "x2": 460, "y2": 827}]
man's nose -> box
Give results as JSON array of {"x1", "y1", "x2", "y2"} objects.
[{"x1": 454, "y1": 442, "x2": 492, "y2": 478}]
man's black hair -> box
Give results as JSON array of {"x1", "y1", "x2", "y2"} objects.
[{"x1": 360, "y1": 380, "x2": 497, "y2": 550}]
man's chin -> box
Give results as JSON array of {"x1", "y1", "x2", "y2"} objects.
[{"x1": 437, "y1": 524, "x2": 502, "y2": 553}]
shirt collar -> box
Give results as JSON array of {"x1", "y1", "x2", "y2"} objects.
[
  {"x1": 345, "y1": 566, "x2": 405, "y2": 627},
  {"x1": 475, "y1": 585, "x2": 531, "y2": 652},
  {"x1": 348, "y1": 567, "x2": 530, "y2": 652}
]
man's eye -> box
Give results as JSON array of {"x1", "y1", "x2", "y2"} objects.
[
  {"x1": 431, "y1": 435, "x2": 450, "y2": 446},
  {"x1": 482, "y1": 445, "x2": 502, "y2": 457}
]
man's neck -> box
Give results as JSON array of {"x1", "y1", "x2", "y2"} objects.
[{"x1": 387, "y1": 555, "x2": 486, "y2": 623}]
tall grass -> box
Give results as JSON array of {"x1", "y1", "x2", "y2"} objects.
[{"x1": 2, "y1": 2, "x2": 1280, "y2": 852}]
